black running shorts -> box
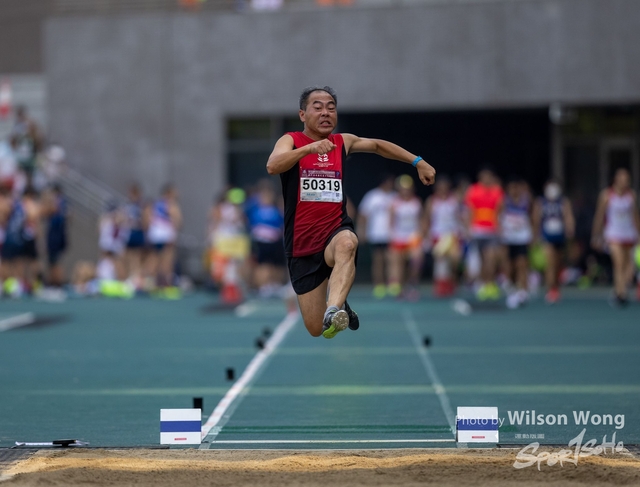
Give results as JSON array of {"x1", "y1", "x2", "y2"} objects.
[{"x1": 287, "y1": 226, "x2": 357, "y2": 295}]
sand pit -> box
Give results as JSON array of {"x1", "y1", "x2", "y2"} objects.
[{"x1": 2, "y1": 447, "x2": 640, "y2": 486}]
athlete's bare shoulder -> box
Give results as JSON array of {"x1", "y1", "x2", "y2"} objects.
[{"x1": 278, "y1": 133, "x2": 295, "y2": 145}]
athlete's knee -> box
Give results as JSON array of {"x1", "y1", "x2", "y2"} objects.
[
  {"x1": 308, "y1": 327, "x2": 323, "y2": 338},
  {"x1": 304, "y1": 318, "x2": 323, "y2": 337},
  {"x1": 335, "y1": 233, "x2": 358, "y2": 256}
]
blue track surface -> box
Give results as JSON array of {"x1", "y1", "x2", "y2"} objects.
[{"x1": 1, "y1": 287, "x2": 639, "y2": 449}]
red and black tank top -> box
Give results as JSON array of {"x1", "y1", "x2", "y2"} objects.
[{"x1": 280, "y1": 132, "x2": 352, "y2": 257}]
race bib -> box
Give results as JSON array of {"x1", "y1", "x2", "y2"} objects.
[
  {"x1": 503, "y1": 214, "x2": 526, "y2": 231},
  {"x1": 543, "y1": 217, "x2": 563, "y2": 235},
  {"x1": 300, "y1": 171, "x2": 342, "y2": 203}
]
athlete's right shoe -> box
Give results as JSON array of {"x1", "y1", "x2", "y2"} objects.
[
  {"x1": 343, "y1": 301, "x2": 359, "y2": 331},
  {"x1": 322, "y1": 306, "x2": 349, "y2": 339}
]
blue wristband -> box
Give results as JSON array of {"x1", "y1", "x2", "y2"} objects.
[{"x1": 412, "y1": 156, "x2": 423, "y2": 167}]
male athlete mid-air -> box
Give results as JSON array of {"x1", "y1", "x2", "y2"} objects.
[{"x1": 267, "y1": 86, "x2": 436, "y2": 339}]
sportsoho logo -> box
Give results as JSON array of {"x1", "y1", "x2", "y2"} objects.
[
  {"x1": 507, "y1": 410, "x2": 626, "y2": 470},
  {"x1": 513, "y1": 428, "x2": 625, "y2": 470}
]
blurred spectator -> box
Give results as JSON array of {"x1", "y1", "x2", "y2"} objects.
[
  {"x1": 40, "y1": 144, "x2": 66, "y2": 185},
  {"x1": 424, "y1": 175, "x2": 462, "y2": 298},
  {"x1": 10, "y1": 106, "x2": 43, "y2": 186},
  {"x1": 1, "y1": 186, "x2": 41, "y2": 296},
  {"x1": 500, "y1": 178, "x2": 533, "y2": 309},
  {"x1": 145, "y1": 184, "x2": 182, "y2": 290},
  {"x1": 532, "y1": 179, "x2": 574, "y2": 304},
  {"x1": 388, "y1": 175, "x2": 423, "y2": 301},
  {"x1": 591, "y1": 168, "x2": 640, "y2": 307},
  {"x1": 245, "y1": 181, "x2": 285, "y2": 298},
  {"x1": 464, "y1": 167, "x2": 503, "y2": 301},
  {"x1": 0, "y1": 185, "x2": 12, "y2": 283},
  {"x1": 42, "y1": 184, "x2": 69, "y2": 288},
  {"x1": 357, "y1": 174, "x2": 395, "y2": 299},
  {"x1": 98, "y1": 200, "x2": 126, "y2": 282},
  {"x1": 0, "y1": 140, "x2": 17, "y2": 190},
  {"x1": 208, "y1": 188, "x2": 250, "y2": 303},
  {"x1": 123, "y1": 183, "x2": 147, "y2": 290}
]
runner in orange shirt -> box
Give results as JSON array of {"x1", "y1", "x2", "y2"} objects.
[{"x1": 464, "y1": 168, "x2": 504, "y2": 300}]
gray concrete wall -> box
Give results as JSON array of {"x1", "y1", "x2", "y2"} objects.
[{"x1": 44, "y1": 0, "x2": 640, "y2": 272}]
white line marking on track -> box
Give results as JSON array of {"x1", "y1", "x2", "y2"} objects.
[
  {"x1": 200, "y1": 311, "x2": 299, "y2": 448},
  {"x1": 404, "y1": 310, "x2": 456, "y2": 435},
  {"x1": 0, "y1": 313, "x2": 35, "y2": 332},
  {"x1": 209, "y1": 439, "x2": 456, "y2": 444}
]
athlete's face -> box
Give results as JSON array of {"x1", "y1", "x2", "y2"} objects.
[
  {"x1": 399, "y1": 185, "x2": 414, "y2": 199},
  {"x1": 506, "y1": 181, "x2": 520, "y2": 199},
  {"x1": 300, "y1": 91, "x2": 337, "y2": 138},
  {"x1": 435, "y1": 180, "x2": 450, "y2": 197},
  {"x1": 478, "y1": 170, "x2": 494, "y2": 186},
  {"x1": 614, "y1": 169, "x2": 630, "y2": 190}
]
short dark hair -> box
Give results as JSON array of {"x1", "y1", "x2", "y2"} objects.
[{"x1": 299, "y1": 86, "x2": 337, "y2": 110}]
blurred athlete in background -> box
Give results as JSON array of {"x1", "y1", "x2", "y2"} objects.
[
  {"x1": 464, "y1": 168, "x2": 503, "y2": 300},
  {"x1": 42, "y1": 184, "x2": 68, "y2": 288},
  {"x1": 388, "y1": 175, "x2": 424, "y2": 301},
  {"x1": 266, "y1": 86, "x2": 435, "y2": 339},
  {"x1": 424, "y1": 175, "x2": 462, "y2": 297},
  {"x1": 501, "y1": 177, "x2": 533, "y2": 309},
  {"x1": 146, "y1": 184, "x2": 182, "y2": 291},
  {"x1": 246, "y1": 182, "x2": 286, "y2": 298},
  {"x1": 123, "y1": 183, "x2": 147, "y2": 290},
  {"x1": 591, "y1": 168, "x2": 640, "y2": 307},
  {"x1": 357, "y1": 174, "x2": 395, "y2": 299},
  {"x1": 209, "y1": 188, "x2": 250, "y2": 304},
  {"x1": 533, "y1": 180, "x2": 574, "y2": 304}
]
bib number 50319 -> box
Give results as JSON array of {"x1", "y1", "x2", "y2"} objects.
[{"x1": 301, "y1": 178, "x2": 341, "y2": 192}]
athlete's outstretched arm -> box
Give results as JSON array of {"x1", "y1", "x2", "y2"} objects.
[
  {"x1": 266, "y1": 134, "x2": 336, "y2": 175},
  {"x1": 343, "y1": 134, "x2": 436, "y2": 185}
]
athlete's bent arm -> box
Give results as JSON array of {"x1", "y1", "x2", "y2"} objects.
[
  {"x1": 266, "y1": 134, "x2": 336, "y2": 175},
  {"x1": 343, "y1": 134, "x2": 436, "y2": 185}
]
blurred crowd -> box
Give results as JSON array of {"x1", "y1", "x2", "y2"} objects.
[
  {"x1": 77, "y1": 182, "x2": 184, "y2": 299},
  {"x1": 356, "y1": 167, "x2": 640, "y2": 308},
  {"x1": 0, "y1": 107, "x2": 187, "y2": 300},
  {"x1": 0, "y1": 106, "x2": 70, "y2": 298},
  {"x1": 2, "y1": 105, "x2": 638, "y2": 306},
  {"x1": 207, "y1": 166, "x2": 640, "y2": 309},
  {"x1": 206, "y1": 180, "x2": 291, "y2": 305}
]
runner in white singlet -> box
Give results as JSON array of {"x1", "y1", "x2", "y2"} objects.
[
  {"x1": 145, "y1": 184, "x2": 182, "y2": 290},
  {"x1": 357, "y1": 175, "x2": 395, "y2": 299},
  {"x1": 592, "y1": 168, "x2": 640, "y2": 306},
  {"x1": 388, "y1": 175, "x2": 423, "y2": 300},
  {"x1": 424, "y1": 176, "x2": 461, "y2": 297}
]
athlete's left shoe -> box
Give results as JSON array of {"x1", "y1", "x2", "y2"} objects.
[
  {"x1": 322, "y1": 306, "x2": 349, "y2": 339},
  {"x1": 344, "y1": 301, "x2": 359, "y2": 331}
]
